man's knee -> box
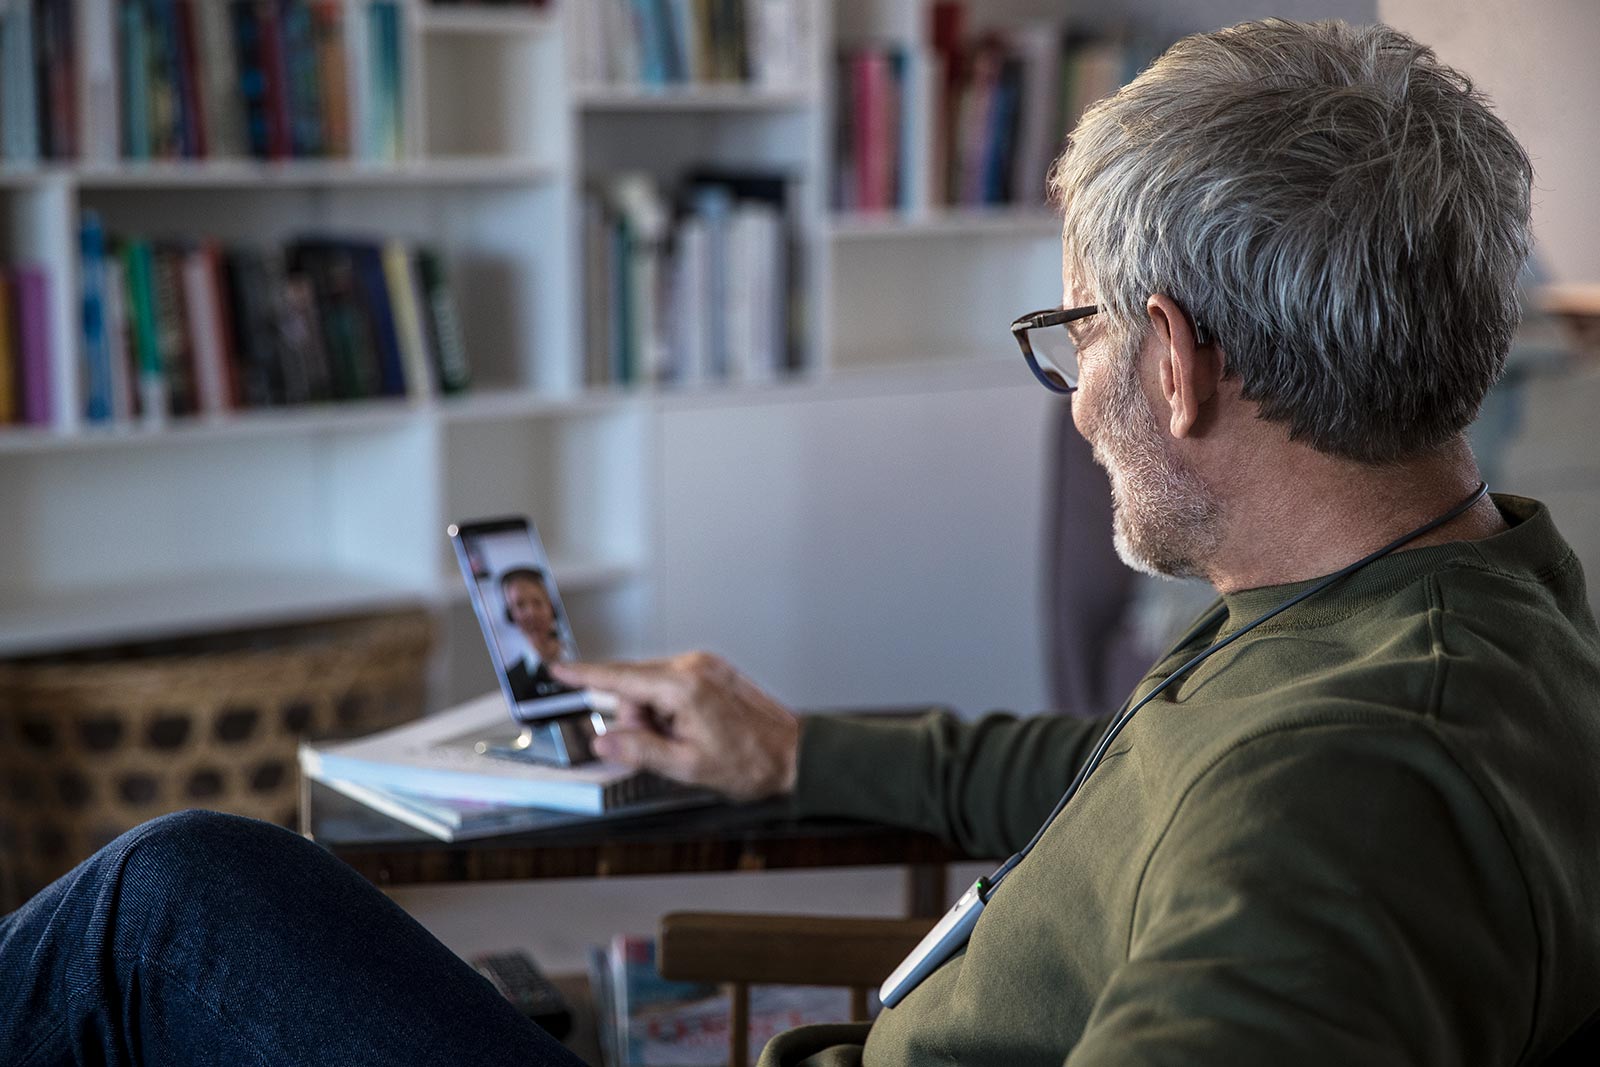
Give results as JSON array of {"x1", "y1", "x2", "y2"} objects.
[{"x1": 104, "y1": 809, "x2": 306, "y2": 894}]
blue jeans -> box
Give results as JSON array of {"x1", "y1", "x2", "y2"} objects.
[{"x1": 0, "y1": 810, "x2": 587, "y2": 1066}]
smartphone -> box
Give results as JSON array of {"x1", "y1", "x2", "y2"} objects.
[{"x1": 448, "y1": 517, "x2": 613, "y2": 725}]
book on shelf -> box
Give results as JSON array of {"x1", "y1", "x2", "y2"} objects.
[
  {"x1": 584, "y1": 168, "x2": 799, "y2": 388},
  {"x1": 76, "y1": 213, "x2": 469, "y2": 425},
  {"x1": 833, "y1": 2, "x2": 1166, "y2": 216},
  {"x1": 573, "y1": 0, "x2": 815, "y2": 93},
  {"x1": 0, "y1": 262, "x2": 55, "y2": 428},
  {"x1": 0, "y1": 0, "x2": 402, "y2": 166},
  {"x1": 97, "y1": 0, "x2": 396, "y2": 165},
  {"x1": 0, "y1": 0, "x2": 73, "y2": 166},
  {"x1": 0, "y1": 272, "x2": 16, "y2": 423},
  {"x1": 299, "y1": 692, "x2": 718, "y2": 815},
  {"x1": 588, "y1": 934, "x2": 855, "y2": 1067}
]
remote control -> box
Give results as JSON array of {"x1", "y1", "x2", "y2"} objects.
[{"x1": 471, "y1": 951, "x2": 573, "y2": 1040}]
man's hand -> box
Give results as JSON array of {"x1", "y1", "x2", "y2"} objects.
[{"x1": 549, "y1": 653, "x2": 800, "y2": 803}]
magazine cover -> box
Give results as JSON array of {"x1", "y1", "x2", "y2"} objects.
[{"x1": 598, "y1": 935, "x2": 856, "y2": 1067}]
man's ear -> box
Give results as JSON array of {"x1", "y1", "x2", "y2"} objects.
[{"x1": 1148, "y1": 294, "x2": 1220, "y2": 439}]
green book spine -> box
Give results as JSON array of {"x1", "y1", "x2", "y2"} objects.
[
  {"x1": 415, "y1": 250, "x2": 470, "y2": 394},
  {"x1": 122, "y1": 240, "x2": 165, "y2": 419}
]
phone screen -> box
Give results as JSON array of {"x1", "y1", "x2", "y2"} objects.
[{"x1": 449, "y1": 518, "x2": 593, "y2": 723}]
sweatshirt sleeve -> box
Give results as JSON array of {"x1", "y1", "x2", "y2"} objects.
[
  {"x1": 1065, "y1": 720, "x2": 1537, "y2": 1067},
  {"x1": 791, "y1": 709, "x2": 1108, "y2": 860}
]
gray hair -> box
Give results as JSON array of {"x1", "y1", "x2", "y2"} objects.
[{"x1": 1050, "y1": 19, "x2": 1533, "y2": 463}]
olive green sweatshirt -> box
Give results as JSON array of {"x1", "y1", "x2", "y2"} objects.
[{"x1": 766, "y1": 495, "x2": 1600, "y2": 1067}]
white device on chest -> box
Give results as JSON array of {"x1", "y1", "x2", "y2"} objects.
[
  {"x1": 874, "y1": 483, "x2": 1492, "y2": 1011},
  {"x1": 879, "y1": 877, "x2": 988, "y2": 1008}
]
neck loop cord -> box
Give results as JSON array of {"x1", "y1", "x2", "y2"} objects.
[{"x1": 983, "y1": 481, "x2": 1490, "y2": 894}]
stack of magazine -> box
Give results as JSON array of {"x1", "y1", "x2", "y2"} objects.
[
  {"x1": 298, "y1": 693, "x2": 715, "y2": 841},
  {"x1": 588, "y1": 935, "x2": 858, "y2": 1067}
]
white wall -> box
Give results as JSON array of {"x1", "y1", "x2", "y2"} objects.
[
  {"x1": 651, "y1": 369, "x2": 1059, "y2": 718},
  {"x1": 1378, "y1": 0, "x2": 1600, "y2": 285}
]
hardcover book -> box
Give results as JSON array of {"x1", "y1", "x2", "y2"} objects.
[{"x1": 299, "y1": 693, "x2": 716, "y2": 815}]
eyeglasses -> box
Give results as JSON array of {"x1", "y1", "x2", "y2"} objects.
[
  {"x1": 1012, "y1": 303, "x2": 1214, "y2": 393},
  {"x1": 1011, "y1": 304, "x2": 1098, "y2": 394}
]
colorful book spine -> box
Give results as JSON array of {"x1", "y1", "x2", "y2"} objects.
[
  {"x1": 80, "y1": 214, "x2": 115, "y2": 423},
  {"x1": 343, "y1": 0, "x2": 371, "y2": 160},
  {"x1": 350, "y1": 242, "x2": 405, "y2": 397},
  {"x1": 102, "y1": 256, "x2": 134, "y2": 421},
  {"x1": 256, "y1": 0, "x2": 294, "y2": 158},
  {"x1": 277, "y1": 274, "x2": 333, "y2": 402},
  {"x1": 694, "y1": 183, "x2": 731, "y2": 380},
  {"x1": 182, "y1": 245, "x2": 229, "y2": 416},
  {"x1": 120, "y1": 0, "x2": 152, "y2": 159},
  {"x1": 382, "y1": 241, "x2": 435, "y2": 400},
  {"x1": 610, "y1": 214, "x2": 633, "y2": 384},
  {"x1": 373, "y1": 1, "x2": 403, "y2": 161},
  {"x1": 15, "y1": 268, "x2": 55, "y2": 428},
  {"x1": 123, "y1": 239, "x2": 167, "y2": 423},
  {"x1": 1, "y1": 0, "x2": 41, "y2": 163},
  {"x1": 83, "y1": 0, "x2": 122, "y2": 163},
  {"x1": 202, "y1": 244, "x2": 241, "y2": 408},
  {"x1": 415, "y1": 250, "x2": 470, "y2": 394},
  {"x1": 282, "y1": 0, "x2": 326, "y2": 156},
  {"x1": 151, "y1": 245, "x2": 198, "y2": 415},
  {"x1": 231, "y1": 0, "x2": 270, "y2": 157},
  {"x1": 313, "y1": 0, "x2": 351, "y2": 157},
  {"x1": 173, "y1": 0, "x2": 209, "y2": 157},
  {"x1": 0, "y1": 272, "x2": 16, "y2": 424},
  {"x1": 195, "y1": 0, "x2": 243, "y2": 158},
  {"x1": 145, "y1": 0, "x2": 179, "y2": 157},
  {"x1": 41, "y1": 0, "x2": 78, "y2": 159}
]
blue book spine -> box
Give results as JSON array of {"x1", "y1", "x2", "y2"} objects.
[
  {"x1": 631, "y1": 0, "x2": 666, "y2": 88},
  {"x1": 892, "y1": 48, "x2": 912, "y2": 211},
  {"x1": 693, "y1": 185, "x2": 731, "y2": 381},
  {"x1": 80, "y1": 212, "x2": 114, "y2": 423},
  {"x1": 280, "y1": 0, "x2": 324, "y2": 156},
  {"x1": 663, "y1": 0, "x2": 695, "y2": 84},
  {"x1": 230, "y1": 1, "x2": 270, "y2": 157},
  {"x1": 984, "y1": 71, "x2": 1019, "y2": 205},
  {"x1": 351, "y1": 243, "x2": 406, "y2": 396},
  {"x1": 611, "y1": 217, "x2": 633, "y2": 384},
  {"x1": 367, "y1": 2, "x2": 399, "y2": 160},
  {"x1": 364, "y1": 2, "x2": 383, "y2": 160},
  {"x1": 156, "y1": 0, "x2": 196, "y2": 158},
  {"x1": 381, "y1": 2, "x2": 402, "y2": 159}
]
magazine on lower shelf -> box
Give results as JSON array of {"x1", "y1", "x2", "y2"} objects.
[
  {"x1": 589, "y1": 935, "x2": 859, "y2": 1067},
  {"x1": 298, "y1": 691, "x2": 716, "y2": 817}
]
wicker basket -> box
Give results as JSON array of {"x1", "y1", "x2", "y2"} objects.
[{"x1": 0, "y1": 609, "x2": 434, "y2": 910}]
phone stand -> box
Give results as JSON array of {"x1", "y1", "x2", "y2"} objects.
[{"x1": 475, "y1": 710, "x2": 606, "y2": 768}]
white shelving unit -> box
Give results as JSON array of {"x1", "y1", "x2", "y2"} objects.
[{"x1": 0, "y1": 0, "x2": 1080, "y2": 710}]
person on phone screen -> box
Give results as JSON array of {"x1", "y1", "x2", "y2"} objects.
[{"x1": 499, "y1": 567, "x2": 570, "y2": 702}]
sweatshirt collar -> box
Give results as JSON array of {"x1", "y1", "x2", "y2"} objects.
[{"x1": 1215, "y1": 494, "x2": 1561, "y2": 634}]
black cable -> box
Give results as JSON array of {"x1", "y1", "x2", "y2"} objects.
[{"x1": 983, "y1": 481, "x2": 1490, "y2": 895}]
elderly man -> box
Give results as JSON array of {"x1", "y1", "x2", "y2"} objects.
[{"x1": 3, "y1": 19, "x2": 1596, "y2": 1067}]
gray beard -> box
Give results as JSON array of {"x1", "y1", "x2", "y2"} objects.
[{"x1": 1088, "y1": 344, "x2": 1223, "y2": 581}]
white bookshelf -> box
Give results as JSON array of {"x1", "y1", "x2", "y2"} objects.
[
  {"x1": 574, "y1": 87, "x2": 817, "y2": 112},
  {"x1": 0, "y1": 0, "x2": 1089, "y2": 709}
]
